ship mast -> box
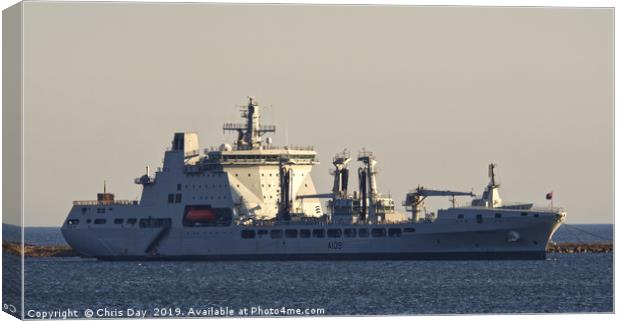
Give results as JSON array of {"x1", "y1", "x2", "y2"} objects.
[
  {"x1": 223, "y1": 97, "x2": 276, "y2": 150},
  {"x1": 471, "y1": 163, "x2": 503, "y2": 208}
]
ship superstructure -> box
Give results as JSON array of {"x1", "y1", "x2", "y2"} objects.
[
  {"x1": 61, "y1": 98, "x2": 566, "y2": 260},
  {"x1": 135, "y1": 97, "x2": 322, "y2": 222}
]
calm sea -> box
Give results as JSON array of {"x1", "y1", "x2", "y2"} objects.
[{"x1": 2, "y1": 224, "x2": 614, "y2": 317}]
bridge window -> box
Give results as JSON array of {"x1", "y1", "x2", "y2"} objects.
[
  {"x1": 168, "y1": 194, "x2": 174, "y2": 203},
  {"x1": 457, "y1": 214, "x2": 464, "y2": 219},
  {"x1": 270, "y1": 230, "x2": 283, "y2": 239},
  {"x1": 127, "y1": 218, "x2": 137, "y2": 225},
  {"x1": 241, "y1": 230, "x2": 256, "y2": 239},
  {"x1": 312, "y1": 229, "x2": 325, "y2": 238},
  {"x1": 327, "y1": 229, "x2": 342, "y2": 238},
  {"x1": 114, "y1": 218, "x2": 124, "y2": 224},
  {"x1": 388, "y1": 228, "x2": 402, "y2": 237},
  {"x1": 404, "y1": 228, "x2": 416, "y2": 233},
  {"x1": 476, "y1": 214, "x2": 483, "y2": 223},
  {"x1": 358, "y1": 228, "x2": 369, "y2": 237},
  {"x1": 521, "y1": 212, "x2": 528, "y2": 216},
  {"x1": 285, "y1": 230, "x2": 298, "y2": 238},
  {"x1": 86, "y1": 219, "x2": 92, "y2": 224},
  {"x1": 177, "y1": 184, "x2": 182, "y2": 191},
  {"x1": 300, "y1": 229, "x2": 311, "y2": 238},
  {"x1": 344, "y1": 228, "x2": 356, "y2": 237},
  {"x1": 67, "y1": 219, "x2": 79, "y2": 225},
  {"x1": 257, "y1": 230, "x2": 268, "y2": 237},
  {"x1": 94, "y1": 218, "x2": 106, "y2": 225},
  {"x1": 175, "y1": 194, "x2": 182, "y2": 203},
  {"x1": 495, "y1": 213, "x2": 502, "y2": 218},
  {"x1": 371, "y1": 228, "x2": 386, "y2": 237}
]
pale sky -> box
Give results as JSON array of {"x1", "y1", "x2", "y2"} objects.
[{"x1": 15, "y1": 3, "x2": 613, "y2": 226}]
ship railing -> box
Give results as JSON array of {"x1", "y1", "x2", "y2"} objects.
[
  {"x1": 498, "y1": 201, "x2": 565, "y2": 213},
  {"x1": 213, "y1": 158, "x2": 317, "y2": 165},
  {"x1": 528, "y1": 206, "x2": 565, "y2": 213},
  {"x1": 73, "y1": 200, "x2": 139, "y2": 206},
  {"x1": 222, "y1": 123, "x2": 247, "y2": 130},
  {"x1": 205, "y1": 145, "x2": 316, "y2": 152},
  {"x1": 461, "y1": 204, "x2": 565, "y2": 213},
  {"x1": 222, "y1": 123, "x2": 276, "y2": 132},
  {"x1": 238, "y1": 218, "x2": 415, "y2": 227}
]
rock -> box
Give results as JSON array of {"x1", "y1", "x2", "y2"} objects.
[
  {"x1": 3, "y1": 242, "x2": 77, "y2": 257},
  {"x1": 546, "y1": 242, "x2": 613, "y2": 254}
]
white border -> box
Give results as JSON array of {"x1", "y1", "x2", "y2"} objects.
[{"x1": 0, "y1": 1, "x2": 616, "y2": 321}]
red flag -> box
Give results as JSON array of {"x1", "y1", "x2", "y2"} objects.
[{"x1": 546, "y1": 192, "x2": 553, "y2": 200}]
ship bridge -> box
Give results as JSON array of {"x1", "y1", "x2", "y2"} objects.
[
  {"x1": 135, "y1": 97, "x2": 323, "y2": 220},
  {"x1": 203, "y1": 145, "x2": 318, "y2": 165}
]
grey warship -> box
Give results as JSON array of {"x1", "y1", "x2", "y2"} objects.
[{"x1": 61, "y1": 97, "x2": 566, "y2": 260}]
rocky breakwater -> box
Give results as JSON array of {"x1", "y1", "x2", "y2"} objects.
[
  {"x1": 547, "y1": 242, "x2": 613, "y2": 254},
  {"x1": 3, "y1": 242, "x2": 77, "y2": 257},
  {"x1": 2, "y1": 242, "x2": 613, "y2": 258}
]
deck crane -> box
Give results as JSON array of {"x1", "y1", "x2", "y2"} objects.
[{"x1": 404, "y1": 186, "x2": 475, "y2": 222}]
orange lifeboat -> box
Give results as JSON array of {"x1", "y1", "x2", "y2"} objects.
[{"x1": 185, "y1": 208, "x2": 217, "y2": 221}]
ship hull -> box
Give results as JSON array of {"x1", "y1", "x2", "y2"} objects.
[
  {"x1": 96, "y1": 251, "x2": 547, "y2": 261},
  {"x1": 61, "y1": 206, "x2": 564, "y2": 261}
]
